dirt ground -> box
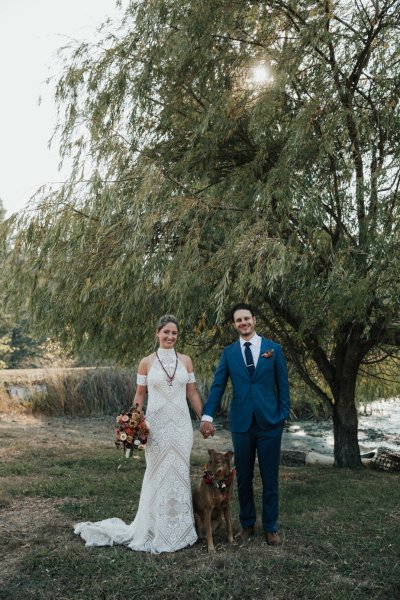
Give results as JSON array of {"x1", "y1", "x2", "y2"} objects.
[{"x1": 0, "y1": 411, "x2": 233, "y2": 459}]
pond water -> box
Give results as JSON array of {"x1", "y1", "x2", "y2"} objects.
[{"x1": 282, "y1": 397, "x2": 400, "y2": 455}]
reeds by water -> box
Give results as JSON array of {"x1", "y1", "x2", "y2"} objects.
[{"x1": 0, "y1": 367, "x2": 136, "y2": 416}]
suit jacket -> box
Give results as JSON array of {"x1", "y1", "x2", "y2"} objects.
[{"x1": 203, "y1": 337, "x2": 290, "y2": 433}]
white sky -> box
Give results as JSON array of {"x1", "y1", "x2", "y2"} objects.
[{"x1": 0, "y1": 0, "x2": 122, "y2": 217}]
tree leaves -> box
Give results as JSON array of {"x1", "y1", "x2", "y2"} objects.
[{"x1": 3, "y1": 1, "x2": 400, "y2": 405}]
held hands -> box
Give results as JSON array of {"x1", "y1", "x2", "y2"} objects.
[{"x1": 199, "y1": 421, "x2": 216, "y2": 439}]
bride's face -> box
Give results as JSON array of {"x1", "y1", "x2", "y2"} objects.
[{"x1": 156, "y1": 322, "x2": 179, "y2": 349}]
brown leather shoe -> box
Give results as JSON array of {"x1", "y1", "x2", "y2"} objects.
[
  {"x1": 265, "y1": 531, "x2": 281, "y2": 546},
  {"x1": 236, "y1": 526, "x2": 255, "y2": 544}
]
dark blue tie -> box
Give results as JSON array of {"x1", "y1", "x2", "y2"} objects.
[{"x1": 244, "y1": 342, "x2": 255, "y2": 376}]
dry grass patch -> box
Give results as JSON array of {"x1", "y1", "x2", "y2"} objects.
[
  {"x1": 0, "y1": 367, "x2": 135, "y2": 417},
  {"x1": 0, "y1": 496, "x2": 84, "y2": 587}
]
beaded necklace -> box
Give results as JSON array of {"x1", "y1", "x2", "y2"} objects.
[{"x1": 156, "y1": 349, "x2": 178, "y2": 386}]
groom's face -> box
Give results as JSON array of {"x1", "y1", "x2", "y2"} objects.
[{"x1": 233, "y1": 309, "x2": 256, "y2": 340}]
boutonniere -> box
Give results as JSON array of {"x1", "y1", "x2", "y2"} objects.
[{"x1": 261, "y1": 349, "x2": 274, "y2": 359}]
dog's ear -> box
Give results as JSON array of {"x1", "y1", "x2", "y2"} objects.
[
  {"x1": 208, "y1": 449, "x2": 216, "y2": 458},
  {"x1": 225, "y1": 450, "x2": 234, "y2": 461}
]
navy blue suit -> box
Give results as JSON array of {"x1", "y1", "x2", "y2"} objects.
[{"x1": 203, "y1": 336, "x2": 290, "y2": 532}]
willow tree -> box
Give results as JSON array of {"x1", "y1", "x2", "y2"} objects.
[{"x1": 6, "y1": 0, "x2": 400, "y2": 467}]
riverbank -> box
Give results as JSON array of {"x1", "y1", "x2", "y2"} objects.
[
  {"x1": 1, "y1": 367, "x2": 398, "y2": 456},
  {"x1": 283, "y1": 398, "x2": 400, "y2": 455},
  {"x1": 1, "y1": 396, "x2": 398, "y2": 461}
]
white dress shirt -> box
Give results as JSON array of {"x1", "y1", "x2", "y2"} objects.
[{"x1": 240, "y1": 333, "x2": 261, "y2": 369}]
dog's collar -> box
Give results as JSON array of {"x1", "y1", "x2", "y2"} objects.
[{"x1": 203, "y1": 467, "x2": 236, "y2": 490}]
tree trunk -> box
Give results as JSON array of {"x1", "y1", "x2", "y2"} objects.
[{"x1": 332, "y1": 367, "x2": 363, "y2": 468}]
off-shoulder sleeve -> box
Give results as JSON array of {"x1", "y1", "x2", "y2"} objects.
[
  {"x1": 136, "y1": 374, "x2": 147, "y2": 386},
  {"x1": 187, "y1": 372, "x2": 196, "y2": 384}
]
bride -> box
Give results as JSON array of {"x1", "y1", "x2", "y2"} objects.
[{"x1": 74, "y1": 314, "x2": 204, "y2": 553}]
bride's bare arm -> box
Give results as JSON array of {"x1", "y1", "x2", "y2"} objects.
[
  {"x1": 186, "y1": 383, "x2": 203, "y2": 420},
  {"x1": 131, "y1": 357, "x2": 149, "y2": 412},
  {"x1": 181, "y1": 355, "x2": 203, "y2": 420}
]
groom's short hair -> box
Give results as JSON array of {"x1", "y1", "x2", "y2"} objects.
[{"x1": 230, "y1": 303, "x2": 256, "y2": 322}]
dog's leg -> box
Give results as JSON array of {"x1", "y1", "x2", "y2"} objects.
[
  {"x1": 204, "y1": 508, "x2": 215, "y2": 553},
  {"x1": 211, "y1": 507, "x2": 222, "y2": 534},
  {"x1": 194, "y1": 513, "x2": 205, "y2": 540},
  {"x1": 223, "y1": 505, "x2": 234, "y2": 544}
]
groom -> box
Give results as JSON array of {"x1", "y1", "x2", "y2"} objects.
[{"x1": 200, "y1": 303, "x2": 290, "y2": 545}]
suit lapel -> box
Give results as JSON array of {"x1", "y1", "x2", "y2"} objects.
[
  {"x1": 233, "y1": 340, "x2": 250, "y2": 378},
  {"x1": 254, "y1": 336, "x2": 269, "y2": 377}
]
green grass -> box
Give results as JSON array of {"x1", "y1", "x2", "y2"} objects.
[{"x1": 0, "y1": 446, "x2": 399, "y2": 600}]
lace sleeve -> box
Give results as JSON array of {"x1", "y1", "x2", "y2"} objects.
[
  {"x1": 136, "y1": 374, "x2": 147, "y2": 386},
  {"x1": 187, "y1": 372, "x2": 196, "y2": 384}
]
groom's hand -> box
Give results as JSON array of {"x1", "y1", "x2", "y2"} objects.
[{"x1": 200, "y1": 421, "x2": 215, "y2": 439}]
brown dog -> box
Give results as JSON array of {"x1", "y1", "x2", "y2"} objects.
[{"x1": 192, "y1": 449, "x2": 235, "y2": 553}]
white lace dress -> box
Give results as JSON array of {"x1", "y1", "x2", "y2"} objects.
[{"x1": 74, "y1": 349, "x2": 198, "y2": 553}]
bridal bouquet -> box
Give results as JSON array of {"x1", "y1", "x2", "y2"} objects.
[{"x1": 115, "y1": 405, "x2": 150, "y2": 458}]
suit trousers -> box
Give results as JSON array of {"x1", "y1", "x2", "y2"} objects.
[{"x1": 231, "y1": 416, "x2": 283, "y2": 533}]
